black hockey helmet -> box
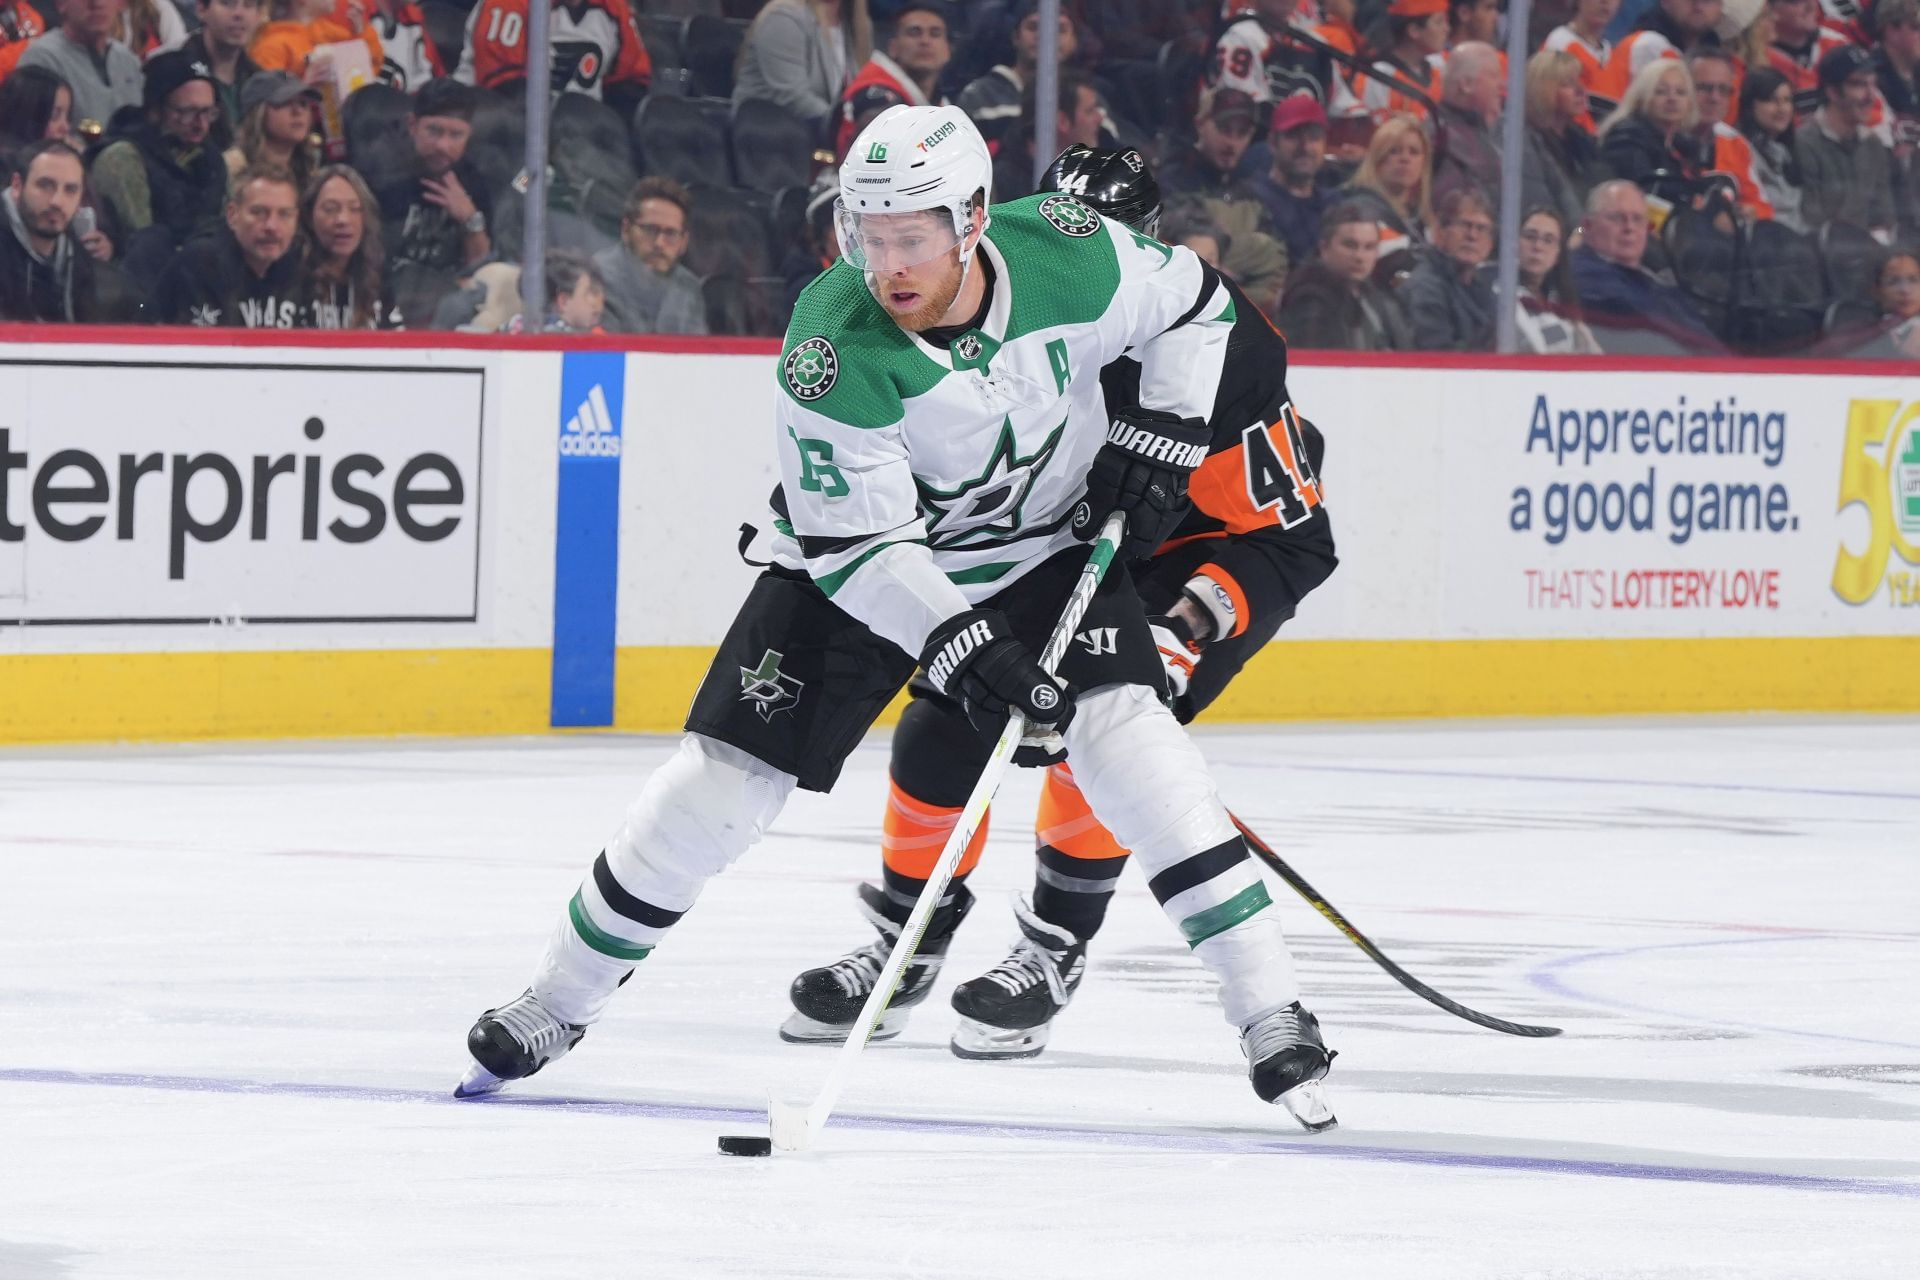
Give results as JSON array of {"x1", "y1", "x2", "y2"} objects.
[{"x1": 1040, "y1": 144, "x2": 1163, "y2": 239}]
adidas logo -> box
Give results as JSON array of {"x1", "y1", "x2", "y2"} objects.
[{"x1": 560, "y1": 384, "x2": 622, "y2": 458}]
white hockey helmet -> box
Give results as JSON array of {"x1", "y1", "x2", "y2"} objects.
[{"x1": 836, "y1": 103, "x2": 993, "y2": 274}]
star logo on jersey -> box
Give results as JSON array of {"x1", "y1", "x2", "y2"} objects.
[
  {"x1": 1038, "y1": 194, "x2": 1100, "y2": 238},
  {"x1": 917, "y1": 416, "x2": 1064, "y2": 549},
  {"x1": 739, "y1": 649, "x2": 804, "y2": 721},
  {"x1": 783, "y1": 337, "x2": 839, "y2": 402}
]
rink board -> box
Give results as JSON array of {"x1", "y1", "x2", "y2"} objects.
[{"x1": 1, "y1": 332, "x2": 1917, "y2": 742}]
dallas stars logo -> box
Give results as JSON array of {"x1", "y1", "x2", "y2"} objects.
[
  {"x1": 783, "y1": 337, "x2": 838, "y2": 402},
  {"x1": 917, "y1": 417, "x2": 1064, "y2": 549},
  {"x1": 1038, "y1": 195, "x2": 1100, "y2": 238},
  {"x1": 739, "y1": 649, "x2": 804, "y2": 720}
]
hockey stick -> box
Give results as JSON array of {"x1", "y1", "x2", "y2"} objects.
[
  {"x1": 766, "y1": 512, "x2": 1128, "y2": 1152},
  {"x1": 1229, "y1": 814, "x2": 1564, "y2": 1038}
]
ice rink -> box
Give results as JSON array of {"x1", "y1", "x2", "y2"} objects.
[{"x1": 3, "y1": 717, "x2": 1916, "y2": 1279}]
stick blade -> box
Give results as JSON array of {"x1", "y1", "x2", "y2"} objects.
[{"x1": 768, "y1": 1098, "x2": 813, "y2": 1152}]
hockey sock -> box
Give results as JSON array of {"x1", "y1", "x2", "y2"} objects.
[
  {"x1": 880, "y1": 778, "x2": 988, "y2": 913},
  {"x1": 1030, "y1": 764, "x2": 1129, "y2": 939}
]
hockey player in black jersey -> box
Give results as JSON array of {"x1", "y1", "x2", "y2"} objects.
[{"x1": 785, "y1": 144, "x2": 1339, "y2": 1080}]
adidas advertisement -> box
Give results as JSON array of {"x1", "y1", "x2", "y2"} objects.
[{"x1": 0, "y1": 357, "x2": 485, "y2": 626}]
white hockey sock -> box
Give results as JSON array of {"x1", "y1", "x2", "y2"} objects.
[
  {"x1": 1063, "y1": 685, "x2": 1300, "y2": 1025},
  {"x1": 533, "y1": 734, "x2": 795, "y2": 1024}
]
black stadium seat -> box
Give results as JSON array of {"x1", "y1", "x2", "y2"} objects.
[
  {"x1": 633, "y1": 94, "x2": 733, "y2": 188},
  {"x1": 340, "y1": 82, "x2": 414, "y2": 191},
  {"x1": 550, "y1": 92, "x2": 639, "y2": 239},
  {"x1": 684, "y1": 182, "x2": 774, "y2": 280},
  {"x1": 683, "y1": 13, "x2": 744, "y2": 99},
  {"x1": 732, "y1": 97, "x2": 812, "y2": 193},
  {"x1": 637, "y1": 13, "x2": 686, "y2": 71}
]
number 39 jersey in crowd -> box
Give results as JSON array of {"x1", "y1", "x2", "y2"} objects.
[
  {"x1": 768, "y1": 194, "x2": 1235, "y2": 657},
  {"x1": 455, "y1": 0, "x2": 651, "y2": 99}
]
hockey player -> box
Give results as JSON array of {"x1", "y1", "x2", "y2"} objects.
[
  {"x1": 782, "y1": 143, "x2": 1337, "y2": 1063},
  {"x1": 459, "y1": 105, "x2": 1337, "y2": 1129}
]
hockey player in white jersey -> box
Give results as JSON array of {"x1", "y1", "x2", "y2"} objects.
[{"x1": 457, "y1": 104, "x2": 1336, "y2": 1129}]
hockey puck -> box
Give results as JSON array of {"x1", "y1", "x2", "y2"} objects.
[{"x1": 717, "y1": 1135, "x2": 773, "y2": 1157}]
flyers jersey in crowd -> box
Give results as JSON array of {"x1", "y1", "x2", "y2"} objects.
[
  {"x1": 368, "y1": 1, "x2": 446, "y2": 90},
  {"x1": 456, "y1": 0, "x2": 651, "y2": 100}
]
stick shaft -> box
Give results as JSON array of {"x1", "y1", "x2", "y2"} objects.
[
  {"x1": 1230, "y1": 815, "x2": 1563, "y2": 1038},
  {"x1": 785, "y1": 515, "x2": 1126, "y2": 1143}
]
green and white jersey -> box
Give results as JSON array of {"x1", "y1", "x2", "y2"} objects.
[{"x1": 771, "y1": 193, "x2": 1234, "y2": 655}]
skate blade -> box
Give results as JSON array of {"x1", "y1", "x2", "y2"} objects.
[
  {"x1": 768, "y1": 1098, "x2": 813, "y2": 1152},
  {"x1": 1276, "y1": 1078, "x2": 1338, "y2": 1133},
  {"x1": 777, "y1": 1007, "x2": 911, "y2": 1045},
  {"x1": 453, "y1": 1060, "x2": 506, "y2": 1099},
  {"x1": 949, "y1": 1015, "x2": 1049, "y2": 1061}
]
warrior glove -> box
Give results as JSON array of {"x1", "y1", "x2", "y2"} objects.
[
  {"x1": 921, "y1": 608, "x2": 1075, "y2": 758},
  {"x1": 1072, "y1": 407, "x2": 1211, "y2": 562}
]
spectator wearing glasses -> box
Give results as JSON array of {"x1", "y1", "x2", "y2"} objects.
[
  {"x1": 89, "y1": 50, "x2": 230, "y2": 290},
  {"x1": 1513, "y1": 205, "x2": 1601, "y2": 353},
  {"x1": 1570, "y1": 178, "x2": 1721, "y2": 350},
  {"x1": 0, "y1": 138, "x2": 99, "y2": 322},
  {"x1": 1399, "y1": 185, "x2": 1496, "y2": 350},
  {"x1": 1737, "y1": 67, "x2": 1806, "y2": 230},
  {"x1": 1794, "y1": 44, "x2": 1895, "y2": 239},
  {"x1": 1277, "y1": 201, "x2": 1415, "y2": 350},
  {"x1": 1687, "y1": 48, "x2": 1772, "y2": 219},
  {"x1": 17, "y1": 0, "x2": 145, "y2": 129},
  {"x1": 594, "y1": 175, "x2": 705, "y2": 335}
]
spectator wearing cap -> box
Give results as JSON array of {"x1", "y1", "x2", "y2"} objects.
[
  {"x1": 1354, "y1": 0, "x2": 1449, "y2": 125},
  {"x1": 1523, "y1": 48, "x2": 1607, "y2": 230},
  {"x1": 957, "y1": 0, "x2": 1077, "y2": 147},
  {"x1": 990, "y1": 67, "x2": 1104, "y2": 201},
  {"x1": 1737, "y1": 67, "x2": 1806, "y2": 230},
  {"x1": 157, "y1": 161, "x2": 302, "y2": 325},
  {"x1": 222, "y1": 70, "x2": 317, "y2": 191},
  {"x1": 1432, "y1": 41, "x2": 1504, "y2": 207},
  {"x1": 834, "y1": 3, "x2": 950, "y2": 157},
  {"x1": 1795, "y1": 44, "x2": 1896, "y2": 238},
  {"x1": 1158, "y1": 84, "x2": 1291, "y2": 308},
  {"x1": 1571, "y1": 178, "x2": 1723, "y2": 350},
  {"x1": 1399, "y1": 185, "x2": 1496, "y2": 350},
  {"x1": 1278, "y1": 200, "x2": 1415, "y2": 349},
  {"x1": 374, "y1": 77, "x2": 490, "y2": 321},
  {"x1": 1544, "y1": 0, "x2": 1621, "y2": 124},
  {"x1": 0, "y1": 139, "x2": 99, "y2": 322},
  {"x1": 780, "y1": 170, "x2": 840, "y2": 319},
  {"x1": 179, "y1": 0, "x2": 267, "y2": 139},
  {"x1": 594, "y1": 175, "x2": 706, "y2": 335},
  {"x1": 1248, "y1": 95, "x2": 1340, "y2": 263},
  {"x1": 1605, "y1": 0, "x2": 1724, "y2": 105},
  {"x1": 250, "y1": 0, "x2": 382, "y2": 80},
  {"x1": 89, "y1": 50, "x2": 229, "y2": 290},
  {"x1": 1766, "y1": 0, "x2": 1850, "y2": 118},
  {"x1": 733, "y1": 0, "x2": 871, "y2": 136},
  {"x1": 17, "y1": 0, "x2": 145, "y2": 130}
]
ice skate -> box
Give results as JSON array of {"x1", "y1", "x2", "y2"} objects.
[
  {"x1": 780, "y1": 882, "x2": 974, "y2": 1044},
  {"x1": 455, "y1": 990, "x2": 587, "y2": 1098},
  {"x1": 949, "y1": 896, "x2": 1087, "y2": 1060},
  {"x1": 1241, "y1": 1001, "x2": 1338, "y2": 1132}
]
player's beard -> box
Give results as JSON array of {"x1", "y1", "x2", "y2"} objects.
[{"x1": 883, "y1": 250, "x2": 966, "y2": 332}]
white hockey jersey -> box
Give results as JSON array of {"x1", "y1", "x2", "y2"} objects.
[{"x1": 770, "y1": 194, "x2": 1234, "y2": 656}]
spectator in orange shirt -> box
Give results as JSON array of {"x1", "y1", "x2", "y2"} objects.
[
  {"x1": 251, "y1": 0, "x2": 382, "y2": 82},
  {"x1": 1354, "y1": 0, "x2": 1448, "y2": 125},
  {"x1": 1767, "y1": 0, "x2": 1848, "y2": 118},
  {"x1": 455, "y1": 0, "x2": 650, "y2": 111},
  {"x1": 0, "y1": 0, "x2": 48, "y2": 86},
  {"x1": 1686, "y1": 48, "x2": 1772, "y2": 217},
  {"x1": 1545, "y1": 0, "x2": 1620, "y2": 124}
]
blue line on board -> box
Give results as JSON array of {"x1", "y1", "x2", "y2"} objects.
[
  {"x1": 3, "y1": 1066, "x2": 1914, "y2": 1199},
  {"x1": 1258, "y1": 761, "x2": 1920, "y2": 805},
  {"x1": 1527, "y1": 934, "x2": 1920, "y2": 1051}
]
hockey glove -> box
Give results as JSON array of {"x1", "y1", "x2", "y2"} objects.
[
  {"x1": 1147, "y1": 611, "x2": 1207, "y2": 699},
  {"x1": 921, "y1": 608, "x2": 1076, "y2": 754},
  {"x1": 1071, "y1": 407, "x2": 1211, "y2": 561}
]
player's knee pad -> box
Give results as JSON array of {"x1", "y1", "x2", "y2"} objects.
[
  {"x1": 1061, "y1": 684, "x2": 1236, "y2": 873},
  {"x1": 603, "y1": 733, "x2": 795, "y2": 910}
]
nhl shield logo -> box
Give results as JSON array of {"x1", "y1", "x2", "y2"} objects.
[
  {"x1": 956, "y1": 333, "x2": 982, "y2": 361},
  {"x1": 783, "y1": 337, "x2": 839, "y2": 402},
  {"x1": 1038, "y1": 195, "x2": 1100, "y2": 237}
]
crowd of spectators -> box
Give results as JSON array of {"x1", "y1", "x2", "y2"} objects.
[{"x1": 2, "y1": 0, "x2": 1918, "y2": 356}]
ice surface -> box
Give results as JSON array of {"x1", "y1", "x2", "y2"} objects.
[{"x1": 3, "y1": 718, "x2": 1916, "y2": 1279}]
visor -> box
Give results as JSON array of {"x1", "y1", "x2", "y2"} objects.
[{"x1": 834, "y1": 200, "x2": 964, "y2": 275}]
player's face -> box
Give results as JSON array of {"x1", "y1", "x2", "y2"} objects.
[
  {"x1": 1321, "y1": 220, "x2": 1378, "y2": 282},
  {"x1": 11, "y1": 151, "x2": 84, "y2": 242},
  {"x1": 311, "y1": 175, "x2": 365, "y2": 262},
  {"x1": 227, "y1": 177, "x2": 298, "y2": 271},
  {"x1": 200, "y1": 0, "x2": 265, "y2": 50},
  {"x1": 410, "y1": 113, "x2": 471, "y2": 176},
  {"x1": 844, "y1": 208, "x2": 966, "y2": 329},
  {"x1": 1517, "y1": 212, "x2": 1562, "y2": 283},
  {"x1": 162, "y1": 81, "x2": 218, "y2": 147},
  {"x1": 1878, "y1": 254, "x2": 1920, "y2": 320}
]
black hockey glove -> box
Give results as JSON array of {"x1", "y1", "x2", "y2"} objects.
[
  {"x1": 921, "y1": 608, "x2": 1076, "y2": 751},
  {"x1": 1071, "y1": 407, "x2": 1211, "y2": 561}
]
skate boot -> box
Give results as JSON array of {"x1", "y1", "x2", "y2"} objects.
[
  {"x1": 1241, "y1": 1001, "x2": 1338, "y2": 1132},
  {"x1": 455, "y1": 990, "x2": 587, "y2": 1098},
  {"x1": 780, "y1": 882, "x2": 975, "y2": 1044},
  {"x1": 949, "y1": 896, "x2": 1088, "y2": 1061}
]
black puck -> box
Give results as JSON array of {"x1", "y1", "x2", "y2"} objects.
[{"x1": 717, "y1": 1135, "x2": 773, "y2": 1157}]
